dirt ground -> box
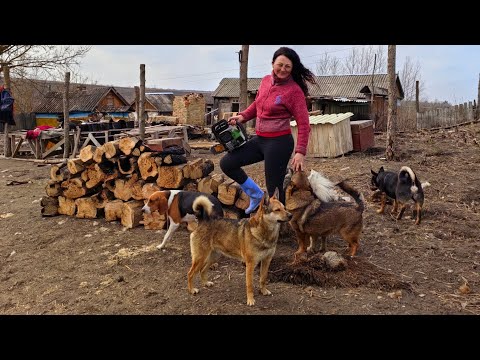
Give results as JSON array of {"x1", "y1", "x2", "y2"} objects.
[{"x1": 0, "y1": 122, "x2": 479, "y2": 315}]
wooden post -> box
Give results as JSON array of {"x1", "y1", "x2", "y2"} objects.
[
  {"x1": 239, "y1": 45, "x2": 249, "y2": 113},
  {"x1": 134, "y1": 86, "x2": 140, "y2": 128},
  {"x1": 477, "y1": 73, "x2": 480, "y2": 120},
  {"x1": 139, "y1": 64, "x2": 145, "y2": 141},
  {"x1": 415, "y1": 80, "x2": 420, "y2": 113},
  {"x1": 63, "y1": 72, "x2": 71, "y2": 158},
  {"x1": 2, "y1": 64, "x2": 12, "y2": 157},
  {"x1": 370, "y1": 54, "x2": 376, "y2": 129},
  {"x1": 386, "y1": 45, "x2": 396, "y2": 161}
]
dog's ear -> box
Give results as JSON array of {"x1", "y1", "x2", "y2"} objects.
[
  {"x1": 379, "y1": 166, "x2": 384, "y2": 172},
  {"x1": 157, "y1": 195, "x2": 168, "y2": 215},
  {"x1": 371, "y1": 169, "x2": 377, "y2": 176},
  {"x1": 272, "y1": 187, "x2": 280, "y2": 200}
]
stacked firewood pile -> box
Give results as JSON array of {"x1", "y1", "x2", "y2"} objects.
[{"x1": 40, "y1": 136, "x2": 251, "y2": 230}]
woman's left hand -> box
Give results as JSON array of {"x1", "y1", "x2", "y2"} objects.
[{"x1": 291, "y1": 153, "x2": 305, "y2": 172}]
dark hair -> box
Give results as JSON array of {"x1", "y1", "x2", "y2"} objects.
[{"x1": 272, "y1": 47, "x2": 316, "y2": 96}]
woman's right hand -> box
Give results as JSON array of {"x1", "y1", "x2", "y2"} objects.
[{"x1": 228, "y1": 114, "x2": 244, "y2": 126}]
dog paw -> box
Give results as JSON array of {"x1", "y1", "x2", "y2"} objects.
[
  {"x1": 260, "y1": 288, "x2": 272, "y2": 296},
  {"x1": 190, "y1": 288, "x2": 199, "y2": 295},
  {"x1": 204, "y1": 281, "x2": 214, "y2": 288},
  {"x1": 247, "y1": 298, "x2": 256, "y2": 306}
]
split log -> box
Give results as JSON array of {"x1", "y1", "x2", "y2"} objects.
[
  {"x1": 138, "y1": 152, "x2": 159, "y2": 180},
  {"x1": 50, "y1": 162, "x2": 69, "y2": 182},
  {"x1": 104, "y1": 199, "x2": 124, "y2": 222},
  {"x1": 121, "y1": 200, "x2": 144, "y2": 229},
  {"x1": 145, "y1": 137, "x2": 184, "y2": 152},
  {"x1": 222, "y1": 206, "x2": 243, "y2": 220},
  {"x1": 75, "y1": 197, "x2": 98, "y2": 219},
  {"x1": 131, "y1": 178, "x2": 146, "y2": 200},
  {"x1": 197, "y1": 175, "x2": 213, "y2": 194},
  {"x1": 81, "y1": 164, "x2": 107, "y2": 189},
  {"x1": 217, "y1": 179, "x2": 240, "y2": 206},
  {"x1": 61, "y1": 177, "x2": 89, "y2": 199},
  {"x1": 103, "y1": 140, "x2": 120, "y2": 159},
  {"x1": 157, "y1": 163, "x2": 187, "y2": 189},
  {"x1": 117, "y1": 156, "x2": 137, "y2": 175},
  {"x1": 58, "y1": 196, "x2": 76, "y2": 216},
  {"x1": 67, "y1": 158, "x2": 85, "y2": 175},
  {"x1": 142, "y1": 211, "x2": 167, "y2": 230},
  {"x1": 113, "y1": 173, "x2": 139, "y2": 201},
  {"x1": 183, "y1": 158, "x2": 214, "y2": 179},
  {"x1": 119, "y1": 137, "x2": 142, "y2": 156},
  {"x1": 142, "y1": 183, "x2": 161, "y2": 199},
  {"x1": 234, "y1": 190, "x2": 250, "y2": 211},
  {"x1": 97, "y1": 159, "x2": 118, "y2": 177},
  {"x1": 210, "y1": 173, "x2": 225, "y2": 194},
  {"x1": 45, "y1": 180, "x2": 62, "y2": 197},
  {"x1": 161, "y1": 154, "x2": 187, "y2": 166},
  {"x1": 93, "y1": 146, "x2": 106, "y2": 163},
  {"x1": 41, "y1": 196, "x2": 59, "y2": 217},
  {"x1": 79, "y1": 145, "x2": 97, "y2": 163}
]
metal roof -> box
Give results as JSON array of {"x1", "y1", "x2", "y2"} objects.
[
  {"x1": 290, "y1": 112, "x2": 354, "y2": 127},
  {"x1": 145, "y1": 93, "x2": 175, "y2": 112},
  {"x1": 213, "y1": 74, "x2": 404, "y2": 100}
]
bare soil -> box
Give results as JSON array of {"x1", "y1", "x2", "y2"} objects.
[{"x1": 0, "y1": 123, "x2": 479, "y2": 315}]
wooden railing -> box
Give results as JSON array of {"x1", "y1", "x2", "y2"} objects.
[{"x1": 416, "y1": 101, "x2": 478, "y2": 130}]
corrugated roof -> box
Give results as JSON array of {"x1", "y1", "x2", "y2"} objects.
[
  {"x1": 290, "y1": 112, "x2": 354, "y2": 127},
  {"x1": 211, "y1": 78, "x2": 263, "y2": 98},
  {"x1": 213, "y1": 74, "x2": 404, "y2": 100},
  {"x1": 145, "y1": 93, "x2": 175, "y2": 112}
]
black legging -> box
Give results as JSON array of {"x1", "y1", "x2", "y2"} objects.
[{"x1": 220, "y1": 134, "x2": 294, "y2": 204}]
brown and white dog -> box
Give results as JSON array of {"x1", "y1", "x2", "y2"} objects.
[{"x1": 142, "y1": 190, "x2": 224, "y2": 250}]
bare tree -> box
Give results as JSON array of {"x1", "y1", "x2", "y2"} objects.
[
  {"x1": 0, "y1": 45, "x2": 91, "y2": 81},
  {"x1": 386, "y1": 45, "x2": 397, "y2": 161},
  {"x1": 399, "y1": 56, "x2": 424, "y2": 101},
  {"x1": 343, "y1": 46, "x2": 387, "y2": 74},
  {"x1": 316, "y1": 53, "x2": 343, "y2": 75}
]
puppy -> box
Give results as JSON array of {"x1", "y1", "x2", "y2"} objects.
[
  {"x1": 142, "y1": 190, "x2": 224, "y2": 250},
  {"x1": 370, "y1": 166, "x2": 429, "y2": 225},
  {"x1": 187, "y1": 189, "x2": 292, "y2": 306},
  {"x1": 285, "y1": 170, "x2": 364, "y2": 261}
]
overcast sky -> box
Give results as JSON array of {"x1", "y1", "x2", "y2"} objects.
[{"x1": 78, "y1": 45, "x2": 479, "y2": 104}]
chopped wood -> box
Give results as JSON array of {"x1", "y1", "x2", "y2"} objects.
[
  {"x1": 210, "y1": 173, "x2": 225, "y2": 193},
  {"x1": 223, "y1": 206, "x2": 243, "y2": 219},
  {"x1": 119, "y1": 136, "x2": 142, "y2": 156},
  {"x1": 117, "y1": 156, "x2": 138, "y2": 175},
  {"x1": 67, "y1": 158, "x2": 85, "y2": 175},
  {"x1": 131, "y1": 178, "x2": 146, "y2": 200},
  {"x1": 183, "y1": 180, "x2": 198, "y2": 192},
  {"x1": 45, "y1": 180, "x2": 62, "y2": 197},
  {"x1": 79, "y1": 145, "x2": 97, "y2": 163},
  {"x1": 234, "y1": 190, "x2": 249, "y2": 210},
  {"x1": 121, "y1": 200, "x2": 144, "y2": 229},
  {"x1": 50, "y1": 163, "x2": 69, "y2": 182},
  {"x1": 217, "y1": 179, "x2": 240, "y2": 206},
  {"x1": 104, "y1": 199, "x2": 124, "y2": 222},
  {"x1": 157, "y1": 164, "x2": 187, "y2": 189},
  {"x1": 142, "y1": 183, "x2": 161, "y2": 199},
  {"x1": 103, "y1": 140, "x2": 120, "y2": 159},
  {"x1": 58, "y1": 196, "x2": 76, "y2": 216},
  {"x1": 41, "y1": 196, "x2": 59, "y2": 217},
  {"x1": 80, "y1": 164, "x2": 107, "y2": 189},
  {"x1": 61, "y1": 177, "x2": 89, "y2": 199},
  {"x1": 184, "y1": 158, "x2": 214, "y2": 179},
  {"x1": 138, "y1": 152, "x2": 158, "y2": 180},
  {"x1": 197, "y1": 175, "x2": 213, "y2": 194},
  {"x1": 145, "y1": 137, "x2": 183, "y2": 152},
  {"x1": 142, "y1": 211, "x2": 167, "y2": 230},
  {"x1": 75, "y1": 197, "x2": 98, "y2": 219},
  {"x1": 113, "y1": 173, "x2": 139, "y2": 201},
  {"x1": 161, "y1": 154, "x2": 187, "y2": 165},
  {"x1": 93, "y1": 146, "x2": 106, "y2": 163}
]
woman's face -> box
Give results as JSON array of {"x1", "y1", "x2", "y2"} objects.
[{"x1": 272, "y1": 55, "x2": 293, "y2": 79}]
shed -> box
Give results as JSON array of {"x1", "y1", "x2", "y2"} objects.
[{"x1": 290, "y1": 112, "x2": 354, "y2": 158}]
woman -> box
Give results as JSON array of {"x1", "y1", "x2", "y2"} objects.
[{"x1": 220, "y1": 46, "x2": 316, "y2": 214}]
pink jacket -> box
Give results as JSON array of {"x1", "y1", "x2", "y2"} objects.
[{"x1": 239, "y1": 73, "x2": 310, "y2": 155}]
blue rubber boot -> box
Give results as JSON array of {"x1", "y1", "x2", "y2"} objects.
[{"x1": 240, "y1": 177, "x2": 264, "y2": 215}]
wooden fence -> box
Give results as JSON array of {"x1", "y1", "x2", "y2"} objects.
[{"x1": 416, "y1": 101, "x2": 478, "y2": 130}]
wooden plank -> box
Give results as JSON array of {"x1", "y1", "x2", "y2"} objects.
[
  {"x1": 42, "y1": 138, "x2": 65, "y2": 159},
  {"x1": 12, "y1": 137, "x2": 24, "y2": 158}
]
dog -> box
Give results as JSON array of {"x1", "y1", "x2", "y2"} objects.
[
  {"x1": 142, "y1": 190, "x2": 224, "y2": 250},
  {"x1": 284, "y1": 169, "x2": 365, "y2": 261},
  {"x1": 370, "y1": 166, "x2": 430, "y2": 225},
  {"x1": 187, "y1": 189, "x2": 292, "y2": 306}
]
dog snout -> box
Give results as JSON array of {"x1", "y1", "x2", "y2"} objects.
[{"x1": 142, "y1": 204, "x2": 151, "y2": 214}]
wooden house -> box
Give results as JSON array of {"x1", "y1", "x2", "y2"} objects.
[
  {"x1": 212, "y1": 74, "x2": 404, "y2": 131},
  {"x1": 290, "y1": 112, "x2": 354, "y2": 158},
  {"x1": 34, "y1": 86, "x2": 133, "y2": 127}
]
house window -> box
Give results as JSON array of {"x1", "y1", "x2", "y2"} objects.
[{"x1": 231, "y1": 102, "x2": 239, "y2": 112}]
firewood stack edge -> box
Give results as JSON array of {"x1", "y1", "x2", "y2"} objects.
[{"x1": 40, "y1": 136, "x2": 251, "y2": 230}]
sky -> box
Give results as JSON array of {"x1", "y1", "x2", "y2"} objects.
[{"x1": 78, "y1": 45, "x2": 479, "y2": 104}]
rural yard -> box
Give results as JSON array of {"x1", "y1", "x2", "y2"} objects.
[{"x1": 0, "y1": 122, "x2": 479, "y2": 315}]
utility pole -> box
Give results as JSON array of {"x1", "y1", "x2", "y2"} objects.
[
  {"x1": 239, "y1": 45, "x2": 250, "y2": 127},
  {"x1": 139, "y1": 64, "x2": 145, "y2": 141},
  {"x1": 386, "y1": 45, "x2": 397, "y2": 161},
  {"x1": 2, "y1": 64, "x2": 11, "y2": 157},
  {"x1": 63, "y1": 72, "x2": 70, "y2": 158}
]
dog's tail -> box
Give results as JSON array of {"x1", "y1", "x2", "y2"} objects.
[
  {"x1": 399, "y1": 166, "x2": 420, "y2": 194},
  {"x1": 336, "y1": 181, "x2": 365, "y2": 212},
  {"x1": 192, "y1": 195, "x2": 216, "y2": 221},
  {"x1": 308, "y1": 169, "x2": 339, "y2": 202}
]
